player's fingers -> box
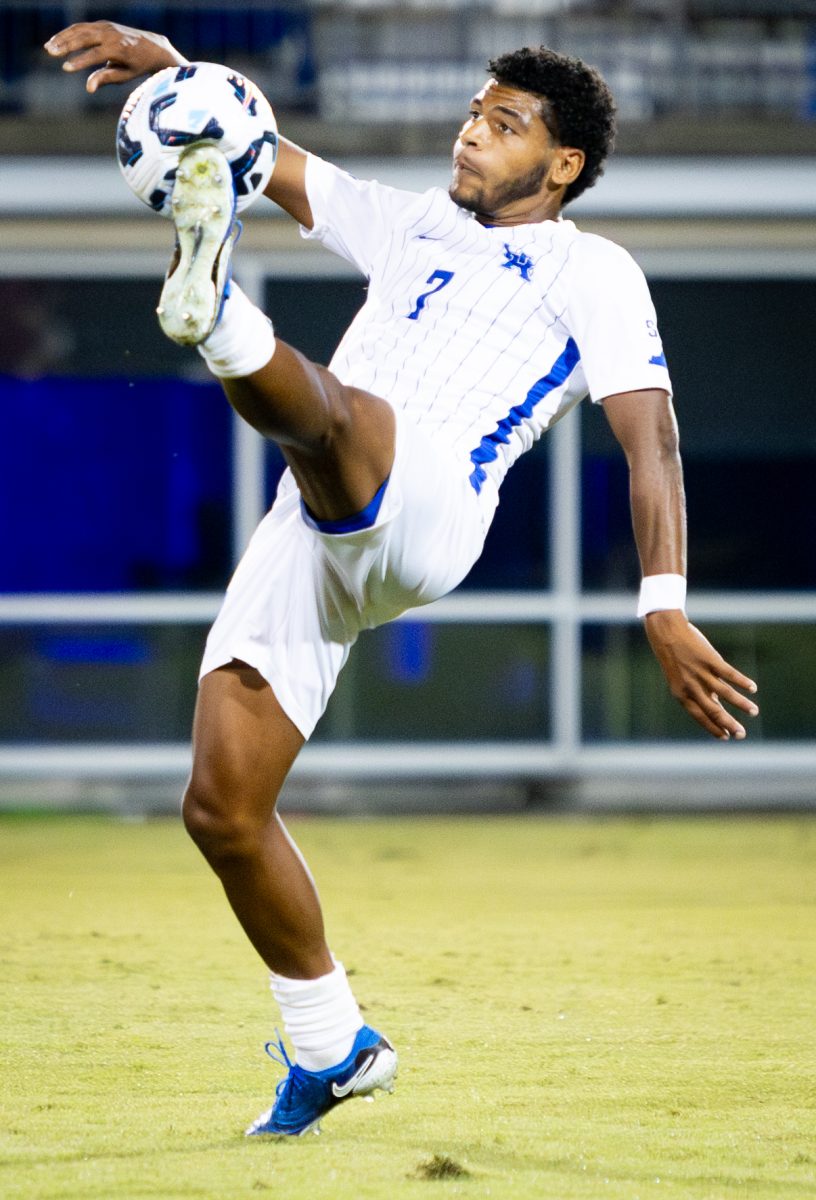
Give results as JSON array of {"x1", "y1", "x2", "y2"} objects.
[
  {"x1": 684, "y1": 622, "x2": 758, "y2": 696},
  {"x1": 86, "y1": 65, "x2": 135, "y2": 93},
  {"x1": 706, "y1": 691, "x2": 748, "y2": 740},
  {"x1": 692, "y1": 653, "x2": 758, "y2": 717},
  {"x1": 712, "y1": 677, "x2": 759, "y2": 718},
  {"x1": 59, "y1": 47, "x2": 114, "y2": 75},
  {"x1": 717, "y1": 661, "x2": 758, "y2": 697},
  {"x1": 681, "y1": 679, "x2": 749, "y2": 739},
  {"x1": 683, "y1": 697, "x2": 732, "y2": 740},
  {"x1": 44, "y1": 24, "x2": 103, "y2": 58}
]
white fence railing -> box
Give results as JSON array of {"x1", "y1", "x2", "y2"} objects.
[
  {"x1": 1, "y1": 586, "x2": 815, "y2": 780},
  {"x1": 1, "y1": 184, "x2": 815, "y2": 788}
]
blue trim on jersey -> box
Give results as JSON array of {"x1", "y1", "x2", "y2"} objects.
[
  {"x1": 649, "y1": 352, "x2": 667, "y2": 367},
  {"x1": 468, "y1": 338, "x2": 581, "y2": 494},
  {"x1": 301, "y1": 475, "x2": 390, "y2": 535}
]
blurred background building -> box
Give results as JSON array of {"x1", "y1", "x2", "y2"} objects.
[
  {"x1": 1, "y1": 1, "x2": 814, "y2": 811},
  {"x1": 3, "y1": 1, "x2": 816, "y2": 154}
]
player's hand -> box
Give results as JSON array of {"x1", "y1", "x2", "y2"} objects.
[
  {"x1": 644, "y1": 609, "x2": 759, "y2": 740},
  {"x1": 44, "y1": 21, "x2": 187, "y2": 93}
]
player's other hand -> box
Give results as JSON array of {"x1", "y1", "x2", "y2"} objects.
[
  {"x1": 644, "y1": 609, "x2": 759, "y2": 740},
  {"x1": 44, "y1": 21, "x2": 187, "y2": 93}
]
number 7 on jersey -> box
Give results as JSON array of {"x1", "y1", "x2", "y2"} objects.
[{"x1": 407, "y1": 269, "x2": 454, "y2": 321}]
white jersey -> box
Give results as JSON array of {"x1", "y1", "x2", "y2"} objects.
[{"x1": 301, "y1": 154, "x2": 672, "y2": 500}]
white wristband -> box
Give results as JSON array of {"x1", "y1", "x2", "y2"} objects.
[{"x1": 637, "y1": 573, "x2": 687, "y2": 618}]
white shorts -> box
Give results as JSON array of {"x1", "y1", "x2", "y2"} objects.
[{"x1": 199, "y1": 412, "x2": 498, "y2": 738}]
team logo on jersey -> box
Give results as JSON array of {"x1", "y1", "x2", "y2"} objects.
[{"x1": 501, "y1": 244, "x2": 534, "y2": 281}]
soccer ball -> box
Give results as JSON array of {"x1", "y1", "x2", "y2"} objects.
[{"x1": 116, "y1": 62, "x2": 278, "y2": 217}]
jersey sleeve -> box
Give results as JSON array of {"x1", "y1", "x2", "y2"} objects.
[
  {"x1": 563, "y1": 235, "x2": 673, "y2": 403},
  {"x1": 299, "y1": 154, "x2": 415, "y2": 279}
]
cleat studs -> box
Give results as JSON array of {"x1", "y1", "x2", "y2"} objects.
[
  {"x1": 183, "y1": 312, "x2": 194, "y2": 323},
  {"x1": 156, "y1": 305, "x2": 164, "y2": 316}
]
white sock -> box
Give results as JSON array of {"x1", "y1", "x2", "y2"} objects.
[
  {"x1": 270, "y1": 959, "x2": 364, "y2": 1073},
  {"x1": 198, "y1": 281, "x2": 276, "y2": 379}
]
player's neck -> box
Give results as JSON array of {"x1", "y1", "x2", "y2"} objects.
[
  {"x1": 475, "y1": 195, "x2": 564, "y2": 227},
  {"x1": 476, "y1": 212, "x2": 560, "y2": 228}
]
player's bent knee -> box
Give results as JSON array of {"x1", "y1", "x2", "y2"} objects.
[{"x1": 181, "y1": 767, "x2": 277, "y2": 865}]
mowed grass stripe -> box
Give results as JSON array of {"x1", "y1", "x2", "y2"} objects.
[{"x1": 1, "y1": 813, "x2": 814, "y2": 1199}]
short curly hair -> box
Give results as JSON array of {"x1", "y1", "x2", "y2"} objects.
[{"x1": 488, "y1": 46, "x2": 616, "y2": 206}]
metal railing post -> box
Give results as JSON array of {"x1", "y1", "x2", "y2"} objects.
[
  {"x1": 230, "y1": 263, "x2": 268, "y2": 562},
  {"x1": 549, "y1": 404, "x2": 583, "y2": 761}
]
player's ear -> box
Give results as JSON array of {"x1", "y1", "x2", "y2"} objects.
[{"x1": 551, "y1": 145, "x2": 585, "y2": 188}]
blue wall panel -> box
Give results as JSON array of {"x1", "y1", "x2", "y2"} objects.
[{"x1": 0, "y1": 375, "x2": 231, "y2": 590}]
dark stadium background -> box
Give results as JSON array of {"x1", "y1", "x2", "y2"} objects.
[{"x1": 1, "y1": 1, "x2": 814, "y2": 800}]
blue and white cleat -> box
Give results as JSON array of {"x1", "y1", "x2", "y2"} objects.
[
  {"x1": 246, "y1": 1025, "x2": 398, "y2": 1137},
  {"x1": 156, "y1": 142, "x2": 239, "y2": 345}
]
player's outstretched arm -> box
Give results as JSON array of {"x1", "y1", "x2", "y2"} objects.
[
  {"x1": 44, "y1": 21, "x2": 314, "y2": 228},
  {"x1": 603, "y1": 388, "x2": 759, "y2": 740},
  {"x1": 261, "y1": 139, "x2": 313, "y2": 230},
  {"x1": 44, "y1": 21, "x2": 187, "y2": 92}
]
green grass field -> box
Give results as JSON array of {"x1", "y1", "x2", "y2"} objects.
[{"x1": 1, "y1": 811, "x2": 814, "y2": 1200}]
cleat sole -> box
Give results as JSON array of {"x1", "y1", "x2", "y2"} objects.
[{"x1": 157, "y1": 144, "x2": 236, "y2": 346}]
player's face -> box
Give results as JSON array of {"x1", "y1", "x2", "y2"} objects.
[{"x1": 450, "y1": 79, "x2": 584, "y2": 224}]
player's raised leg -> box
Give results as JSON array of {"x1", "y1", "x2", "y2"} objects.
[{"x1": 158, "y1": 140, "x2": 395, "y2": 525}]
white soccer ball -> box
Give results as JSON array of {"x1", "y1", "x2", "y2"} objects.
[{"x1": 116, "y1": 62, "x2": 278, "y2": 217}]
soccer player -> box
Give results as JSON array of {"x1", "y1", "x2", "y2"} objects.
[{"x1": 46, "y1": 21, "x2": 759, "y2": 1137}]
